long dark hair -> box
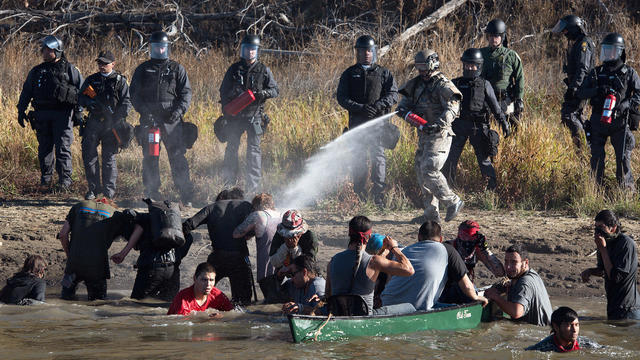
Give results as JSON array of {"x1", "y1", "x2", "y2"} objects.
[
  {"x1": 21, "y1": 254, "x2": 46, "y2": 278},
  {"x1": 595, "y1": 210, "x2": 621, "y2": 229}
]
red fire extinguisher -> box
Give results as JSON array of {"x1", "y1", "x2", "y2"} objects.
[
  {"x1": 402, "y1": 111, "x2": 428, "y2": 130},
  {"x1": 224, "y1": 89, "x2": 256, "y2": 116},
  {"x1": 601, "y1": 92, "x2": 616, "y2": 125},
  {"x1": 148, "y1": 117, "x2": 160, "y2": 157}
]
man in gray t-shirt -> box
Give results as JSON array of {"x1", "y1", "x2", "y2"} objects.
[{"x1": 485, "y1": 244, "x2": 552, "y2": 326}]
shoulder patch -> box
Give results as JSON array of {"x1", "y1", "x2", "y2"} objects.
[{"x1": 582, "y1": 41, "x2": 587, "y2": 52}]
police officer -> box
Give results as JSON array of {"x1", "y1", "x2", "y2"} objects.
[
  {"x1": 130, "y1": 31, "x2": 194, "y2": 203},
  {"x1": 17, "y1": 35, "x2": 83, "y2": 191},
  {"x1": 551, "y1": 15, "x2": 596, "y2": 148},
  {"x1": 78, "y1": 50, "x2": 132, "y2": 200},
  {"x1": 336, "y1": 35, "x2": 398, "y2": 206},
  {"x1": 397, "y1": 50, "x2": 464, "y2": 223},
  {"x1": 480, "y1": 19, "x2": 525, "y2": 131},
  {"x1": 577, "y1": 33, "x2": 640, "y2": 189},
  {"x1": 443, "y1": 48, "x2": 510, "y2": 191},
  {"x1": 220, "y1": 34, "x2": 279, "y2": 196}
]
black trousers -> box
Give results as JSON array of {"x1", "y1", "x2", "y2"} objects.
[
  {"x1": 33, "y1": 109, "x2": 74, "y2": 185},
  {"x1": 207, "y1": 249, "x2": 253, "y2": 305},
  {"x1": 61, "y1": 273, "x2": 107, "y2": 301},
  {"x1": 131, "y1": 263, "x2": 176, "y2": 301}
]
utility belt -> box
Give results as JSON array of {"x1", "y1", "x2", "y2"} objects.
[{"x1": 33, "y1": 103, "x2": 71, "y2": 112}]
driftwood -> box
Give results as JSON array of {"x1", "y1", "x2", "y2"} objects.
[{"x1": 378, "y1": 0, "x2": 468, "y2": 58}]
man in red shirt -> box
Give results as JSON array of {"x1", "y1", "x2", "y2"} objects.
[
  {"x1": 168, "y1": 262, "x2": 234, "y2": 316},
  {"x1": 526, "y1": 306, "x2": 600, "y2": 352}
]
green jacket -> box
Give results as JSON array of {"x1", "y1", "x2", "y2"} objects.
[{"x1": 480, "y1": 46, "x2": 524, "y2": 101}]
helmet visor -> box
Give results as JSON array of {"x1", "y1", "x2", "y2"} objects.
[
  {"x1": 355, "y1": 46, "x2": 376, "y2": 65},
  {"x1": 600, "y1": 44, "x2": 623, "y2": 63},
  {"x1": 150, "y1": 43, "x2": 169, "y2": 59},
  {"x1": 241, "y1": 44, "x2": 259, "y2": 61},
  {"x1": 551, "y1": 19, "x2": 567, "y2": 34}
]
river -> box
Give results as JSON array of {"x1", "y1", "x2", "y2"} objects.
[{"x1": 0, "y1": 293, "x2": 638, "y2": 359}]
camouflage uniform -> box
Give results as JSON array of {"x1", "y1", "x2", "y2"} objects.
[{"x1": 398, "y1": 72, "x2": 462, "y2": 221}]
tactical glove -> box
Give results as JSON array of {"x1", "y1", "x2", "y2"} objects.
[
  {"x1": 17, "y1": 112, "x2": 27, "y2": 128},
  {"x1": 364, "y1": 104, "x2": 378, "y2": 118},
  {"x1": 72, "y1": 110, "x2": 84, "y2": 127},
  {"x1": 396, "y1": 108, "x2": 409, "y2": 119},
  {"x1": 598, "y1": 84, "x2": 614, "y2": 97},
  {"x1": 500, "y1": 120, "x2": 511, "y2": 137},
  {"x1": 254, "y1": 90, "x2": 268, "y2": 101},
  {"x1": 614, "y1": 99, "x2": 631, "y2": 119},
  {"x1": 514, "y1": 99, "x2": 524, "y2": 117},
  {"x1": 166, "y1": 112, "x2": 181, "y2": 124}
]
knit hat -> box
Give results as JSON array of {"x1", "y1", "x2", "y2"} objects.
[{"x1": 277, "y1": 210, "x2": 308, "y2": 238}]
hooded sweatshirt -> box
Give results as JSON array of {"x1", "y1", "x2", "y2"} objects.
[{"x1": 0, "y1": 272, "x2": 46, "y2": 305}]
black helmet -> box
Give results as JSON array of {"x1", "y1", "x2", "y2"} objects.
[
  {"x1": 241, "y1": 34, "x2": 261, "y2": 47},
  {"x1": 41, "y1": 35, "x2": 63, "y2": 57},
  {"x1": 355, "y1": 35, "x2": 376, "y2": 49},
  {"x1": 552, "y1": 15, "x2": 586, "y2": 39},
  {"x1": 600, "y1": 32, "x2": 626, "y2": 64},
  {"x1": 461, "y1": 48, "x2": 483, "y2": 78},
  {"x1": 150, "y1": 31, "x2": 169, "y2": 44},
  {"x1": 415, "y1": 49, "x2": 439, "y2": 73},
  {"x1": 486, "y1": 19, "x2": 506, "y2": 35}
]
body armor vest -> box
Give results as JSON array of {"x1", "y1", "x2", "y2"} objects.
[
  {"x1": 228, "y1": 61, "x2": 267, "y2": 116},
  {"x1": 592, "y1": 64, "x2": 632, "y2": 127},
  {"x1": 454, "y1": 77, "x2": 486, "y2": 122},
  {"x1": 32, "y1": 59, "x2": 78, "y2": 108},
  {"x1": 344, "y1": 65, "x2": 385, "y2": 107},
  {"x1": 86, "y1": 72, "x2": 124, "y2": 119}
]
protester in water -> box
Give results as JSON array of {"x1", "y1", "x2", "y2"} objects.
[
  {"x1": 325, "y1": 215, "x2": 414, "y2": 315},
  {"x1": 281, "y1": 256, "x2": 326, "y2": 315},
  {"x1": 233, "y1": 193, "x2": 280, "y2": 300},
  {"x1": 168, "y1": 262, "x2": 234, "y2": 316},
  {"x1": 58, "y1": 198, "x2": 135, "y2": 301},
  {"x1": 263, "y1": 210, "x2": 318, "y2": 303},
  {"x1": 381, "y1": 220, "x2": 488, "y2": 311},
  {"x1": 182, "y1": 188, "x2": 254, "y2": 305},
  {"x1": 0, "y1": 255, "x2": 47, "y2": 305},
  {"x1": 440, "y1": 220, "x2": 504, "y2": 303},
  {"x1": 526, "y1": 306, "x2": 600, "y2": 352},
  {"x1": 484, "y1": 244, "x2": 552, "y2": 326},
  {"x1": 581, "y1": 210, "x2": 640, "y2": 320}
]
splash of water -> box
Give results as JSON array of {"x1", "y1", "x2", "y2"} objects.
[{"x1": 278, "y1": 113, "x2": 397, "y2": 210}]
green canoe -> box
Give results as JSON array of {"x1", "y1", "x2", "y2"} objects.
[{"x1": 288, "y1": 302, "x2": 483, "y2": 343}]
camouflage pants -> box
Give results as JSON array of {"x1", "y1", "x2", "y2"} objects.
[{"x1": 415, "y1": 132, "x2": 460, "y2": 221}]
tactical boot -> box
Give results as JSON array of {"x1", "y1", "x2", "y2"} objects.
[
  {"x1": 84, "y1": 191, "x2": 96, "y2": 200},
  {"x1": 445, "y1": 200, "x2": 465, "y2": 222}
]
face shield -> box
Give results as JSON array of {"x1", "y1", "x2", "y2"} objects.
[
  {"x1": 600, "y1": 44, "x2": 623, "y2": 63},
  {"x1": 240, "y1": 44, "x2": 259, "y2": 61},
  {"x1": 463, "y1": 62, "x2": 481, "y2": 78},
  {"x1": 551, "y1": 19, "x2": 567, "y2": 34},
  {"x1": 355, "y1": 46, "x2": 376, "y2": 66},
  {"x1": 150, "y1": 42, "x2": 169, "y2": 60}
]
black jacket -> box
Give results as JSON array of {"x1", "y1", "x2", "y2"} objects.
[
  {"x1": 564, "y1": 34, "x2": 596, "y2": 91},
  {"x1": 0, "y1": 272, "x2": 46, "y2": 304},
  {"x1": 17, "y1": 57, "x2": 83, "y2": 112},
  {"x1": 219, "y1": 60, "x2": 279, "y2": 120},
  {"x1": 337, "y1": 64, "x2": 398, "y2": 128}
]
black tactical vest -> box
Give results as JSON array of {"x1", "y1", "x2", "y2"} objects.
[
  {"x1": 454, "y1": 77, "x2": 486, "y2": 121},
  {"x1": 344, "y1": 64, "x2": 385, "y2": 106},
  {"x1": 32, "y1": 59, "x2": 77, "y2": 108},
  {"x1": 86, "y1": 72, "x2": 124, "y2": 114},
  {"x1": 591, "y1": 64, "x2": 632, "y2": 127},
  {"x1": 228, "y1": 61, "x2": 268, "y2": 115},
  {"x1": 136, "y1": 60, "x2": 180, "y2": 106}
]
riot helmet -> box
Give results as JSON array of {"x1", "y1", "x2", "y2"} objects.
[
  {"x1": 240, "y1": 34, "x2": 260, "y2": 62},
  {"x1": 354, "y1": 35, "x2": 376, "y2": 65},
  {"x1": 551, "y1": 15, "x2": 586, "y2": 40},
  {"x1": 41, "y1": 35, "x2": 63, "y2": 58},
  {"x1": 600, "y1": 32, "x2": 625, "y2": 64},
  {"x1": 486, "y1": 19, "x2": 507, "y2": 47},
  {"x1": 461, "y1": 48, "x2": 483, "y2": 78},
  {"x1": 415, "y1": 50, "x2": 439, "y2": 76},
  {"x1": 149, "y1": 31, "x2": 170, "y2": 60}
]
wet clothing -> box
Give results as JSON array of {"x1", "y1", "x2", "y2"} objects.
[
  {"x1": 233, "y1": 209, "x2": 280, "y2": 281},
  {"x1": 443, "y1": 76, "x2": 506, "y2": 189},
  {"x1": 61, "y1": 273, "x2": 107, "y2": 301},
  {"x1": 336, "y1": 64, "x2": 398, "y2": 199},
  {"x1": 577, "y1": 62, "x2": 640, "y2": 189},
  {"x1": 329, "y1": 249, "x2": 375, "y2": 314},
  {"x1": 381, "y1": 240, "x2": 447, "y2": 310},
  {"x1": 269, "y1": 230, "x2": 319, "y2": 269},
  {"x1": 183, "y1": 200, "x2": 253, "y2": 304},
  {"x1": 167, "y1": 285, "x2": 234, "y2": 315},
  {"x1": 560, "y1": 35, "x2": 596, "y2": 146},
  {"x1": 78, "y1": 71, "x2": 131, "y2": 197},
  {"x1": 445, "y1": 236, "x2": 504, "y2": 281},
  {"x1": 438, "y1": 242, "x2": 474, "y2": 304},
  {"x1": 526, "y1": 335, "x2": 600, "y2": 352},
  {"x1": 596, "y1": 233, "x2": 640, "y2": 320},
  {"x1": 220, "y1": 60, "x2": 279, "y2": 194},
  {"x1": 507, "y1": 269, "x2": 552, "y2": 326},
  {"x1": 398, "y1": 73, "x2": 461, "y2": 221},
  {"x1": 282, "y1": 276, "x2": 326, "y2": 314},
  {"x1": 0, "y1": 272, "x2": 45, "y2": 304},
  {"x1": 17, "y1": 58, "x2": 83, "y2": 186},
  {"x1": 480, "y1": 45, "x2": 524, "y2": 128},
  {"x1": 130, "y1": 58, "x2": 193, "y2": 201}
]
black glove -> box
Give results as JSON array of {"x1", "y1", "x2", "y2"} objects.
[
  {"x1": 598, "y1": 84, "x2": 613, "y2": 97},
  {"x1": 514, "y1": 99, "x2": 524, "y2": 117},
  {"x1": 254, "y1": 90, "x2": 267, "y2": 101},
  {"x1": 17, "y1": 112, "x2": 27, "y2": 128},
  {"x1": 166, "y1": 112, "x2": 181, "y2": 124},
  {"x1": 565, "y1": 87, "x2": 576, "y2": 99},
  {"x1": 500, "y1": 120, "x2": 511, "y2": 137},
  {"x1": 72, "y1": 110, "x2": 84, "y2": 127},
  {"x1": 423, "y1": 123, "x2": 440, "y2": 133},
  {"x1": 614, "y1": 99, "x2": 631, "y2": 119},
  {"x1": 364, "y1": 104, "x2": 378, "y2": 118},
  {"x1": 396, "y1": 108, "x2": 409, "y2": 118}
]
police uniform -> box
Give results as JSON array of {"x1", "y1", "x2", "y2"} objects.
[
  {"x1": 480, "y1": 46, "x2": 524, "y2": 127},
  {"x1": 78, "y1": 71, "x2": 131, "y2": 198},
  {"x1": 561, "y1": 35, "x2": 596, "y2": 145},
  {"x1": 17, "y1": 56, "x2": 83, "y2": 187},
  {"x1": 219, "y1": 60, "x2": 278, "y2": 195},
  {"x1": 130, "y1": 59, "x2": 193, "y2": 201},
  {"x1": 336, "y1": 64, "x2": 398, "y2": 202},
  {"x1": 398, "y1": 72, "x2": 462, "y2": 221},
  {"x1": 578, "y1": 63, "x2": 640, "y2": 189},
  {"x1": 443, "y1": 76, "x2": 506, "y2": 190}
]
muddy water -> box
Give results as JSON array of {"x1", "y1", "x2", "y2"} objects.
[{"x1": 0, "y1": 294, "x2": 638, "y2": 359}]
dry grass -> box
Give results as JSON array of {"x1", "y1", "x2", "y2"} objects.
[{"x1": 1, "y1": 0, "x2": 639, "y2": 216}]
